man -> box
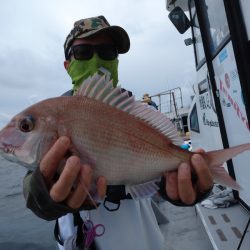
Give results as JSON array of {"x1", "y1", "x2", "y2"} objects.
[
  {"x1": 23, "y1": 16, "x2": 213, "y2": 250},
  {"x1": 142, "y1": 93, "x2": 158, "y2": 109}
]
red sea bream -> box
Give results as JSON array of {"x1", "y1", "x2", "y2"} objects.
[{"x1": 0, "y1": 73, "x2": 250, "y2": 197}]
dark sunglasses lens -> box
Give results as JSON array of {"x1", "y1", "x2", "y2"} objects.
[
  {"x1": 73, "y1": 45, "x2": 94, "y2": 60},
  {"x1": 97, "y1": 45, "x2": 118, "y2": 60}
]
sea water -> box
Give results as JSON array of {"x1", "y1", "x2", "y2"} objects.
[{"x1": 0, "y1": 156, "x2": 56, "y2": 250}]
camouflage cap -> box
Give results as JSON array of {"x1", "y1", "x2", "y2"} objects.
[{"x1": 64, "y1": 15, "x2": 130, "y2": 59}]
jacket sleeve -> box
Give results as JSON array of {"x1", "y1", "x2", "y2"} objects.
[{"x1": 23, "y1": 168, "x2": 96, "y2": 221}]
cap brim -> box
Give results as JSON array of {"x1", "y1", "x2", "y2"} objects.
[{"x1": 77, "y1": 25, "x2": 130, "y2": 54}]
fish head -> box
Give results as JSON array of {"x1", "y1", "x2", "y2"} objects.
[{"x1": 0, "y1": 101, "x2": 59, "y2": 170}]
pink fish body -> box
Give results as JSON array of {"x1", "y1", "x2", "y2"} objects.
[{"x1": 0, "y1": 73, "x2": 249, "y2": 193}]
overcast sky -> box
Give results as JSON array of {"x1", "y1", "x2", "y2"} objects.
[{"x1": 0, "y1": 0, "x2": 196, "y2": 128}]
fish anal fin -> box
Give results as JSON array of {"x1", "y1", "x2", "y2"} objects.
[{"x1": 126, "y1": 181, "x2": 160, "y2": 200}]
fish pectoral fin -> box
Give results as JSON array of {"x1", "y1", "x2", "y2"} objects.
[{"x1": 125, "y1": 180, "x2": 160, "y2": 200}]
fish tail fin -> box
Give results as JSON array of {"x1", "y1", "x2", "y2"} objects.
[
  {"x1": 208, "y1": 164, "x2": 241, "y2": 190},
  {"x1": 206, "y1": 143, "x2": 250, "y2": 190}
]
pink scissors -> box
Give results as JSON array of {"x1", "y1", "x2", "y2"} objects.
[{"x1": 83, "y1": 220, "x2": 105, "y2": 247}]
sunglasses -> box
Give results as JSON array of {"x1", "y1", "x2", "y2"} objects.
[{"x1": 69, "y1": 44, "x2": 118, "y2": 61}]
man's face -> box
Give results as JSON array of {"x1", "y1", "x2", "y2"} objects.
[{"x1": 64, "y1": 33, "x2": 114, "y2": 69}]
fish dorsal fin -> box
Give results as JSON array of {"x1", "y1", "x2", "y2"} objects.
[{"x1": 75, "y1": 73, "x2": 183, "y2": 145}]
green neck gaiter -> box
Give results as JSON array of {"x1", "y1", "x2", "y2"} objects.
[{"x1": 67, "y1": 54, "x2": 119, "y2": 93}]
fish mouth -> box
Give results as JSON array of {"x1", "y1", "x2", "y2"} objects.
[
  {"x1": 0, "y1": 142, "x2": 19, "y2": 164},
  {"x1": 1, "y1": 142, "x2": 20, "y2": 155},
  {"x1": 0, "y1": 141, "x2": 38, "y2": 169}
]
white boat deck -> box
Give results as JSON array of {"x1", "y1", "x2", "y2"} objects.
[
  {"x1": 196, "y1": 203, "x2": 250, "y2": 250},
  {"x1": 158, "y1": 201, "x2": 250, "y2": 250},
  {"x1": 159, "y1": 201, "x2": 213, "y2": 250}
]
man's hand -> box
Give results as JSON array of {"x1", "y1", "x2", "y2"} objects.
[
  {"x1": 165, "y1": 149, "x2": 213, "y2": 205},
  {"x1": 39, "y1": 136, "x2": 106, "y2": 209}
]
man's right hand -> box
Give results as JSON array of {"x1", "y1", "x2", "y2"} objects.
[{"x1": 39, "y1": 136, "x2": 107, "y2": 209}]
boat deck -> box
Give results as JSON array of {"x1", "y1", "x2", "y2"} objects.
[
  {"x1": 196, "y1": 203, "x2": 250, "y2": 250},
  {"x1": 159, "y1": 201, "x2": 213, "y2": 250},
  {"x1": 158, "y1": 201, "x2": 250, "y2": 250}
]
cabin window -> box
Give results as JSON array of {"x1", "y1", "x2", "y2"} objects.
[
  {"x1": 202, "y1": 0, "x2": 230, "y2": 54},
  {"x1": 190, "y1": 0, "x2": 205, "y2": 66},
  {"x1": 189, "y1": 104, "x2": 200, "y2": 133}
]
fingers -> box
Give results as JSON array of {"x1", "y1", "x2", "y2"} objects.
[
  {"x1": 40, "y1": 136, "x2": 70, "y2": 185},
  {"x1": 165, "y1": 149, "x2": 213, "y2": 205},
  {"x1": 39, "y1": 136, "x2": 107, "y2": 210},
  {"x1": 50, "y1": 156, "x2": 81, "y2": 203},
  {"x1": 194, "y1": 148, "x2": 205, "y2": 153},
  {"x1": 65, "y1": 164, "x2": 93, "y2": 209},
  {"x1": 165, "y1": 171, "x2": 179, "y2": 200},
  {"x1": 191, "y1": 153, "x2": 213, "y2": 192},
  {"x1": 166, "y1": 163, "x2": 196, "y2": 204},
  {"x1": 49, "y1": 157, "x2": 107, "y2": 209},
  {"x1": 65, "y1": 172, "x2": 107, "y2": 209},
  {"x1": 177, "y1": 162, "x2": 196, "y2": 204},
  {"x1": 96, "y1": 176, "x2": 107, "y2": 200}
]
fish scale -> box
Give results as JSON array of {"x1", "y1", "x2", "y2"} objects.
[
  {"x1": 65, "y1": 99, "x2": 178, "y2": 182},
  {"x1": 67, "y1": 106, "x2": 176, "y2": 184}
]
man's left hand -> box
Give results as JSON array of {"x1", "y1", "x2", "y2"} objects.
[{"x1": 165, "y1": 149, "x2": 213, "y2": 205}]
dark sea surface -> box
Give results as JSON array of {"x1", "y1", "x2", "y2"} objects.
[{"x1": 0, "y1": 156, "x2": 56, "y2": 250}]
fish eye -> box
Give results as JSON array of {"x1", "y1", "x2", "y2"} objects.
[{"x1": 19, "y1": 116, "x2": 35, "y2": 132}]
